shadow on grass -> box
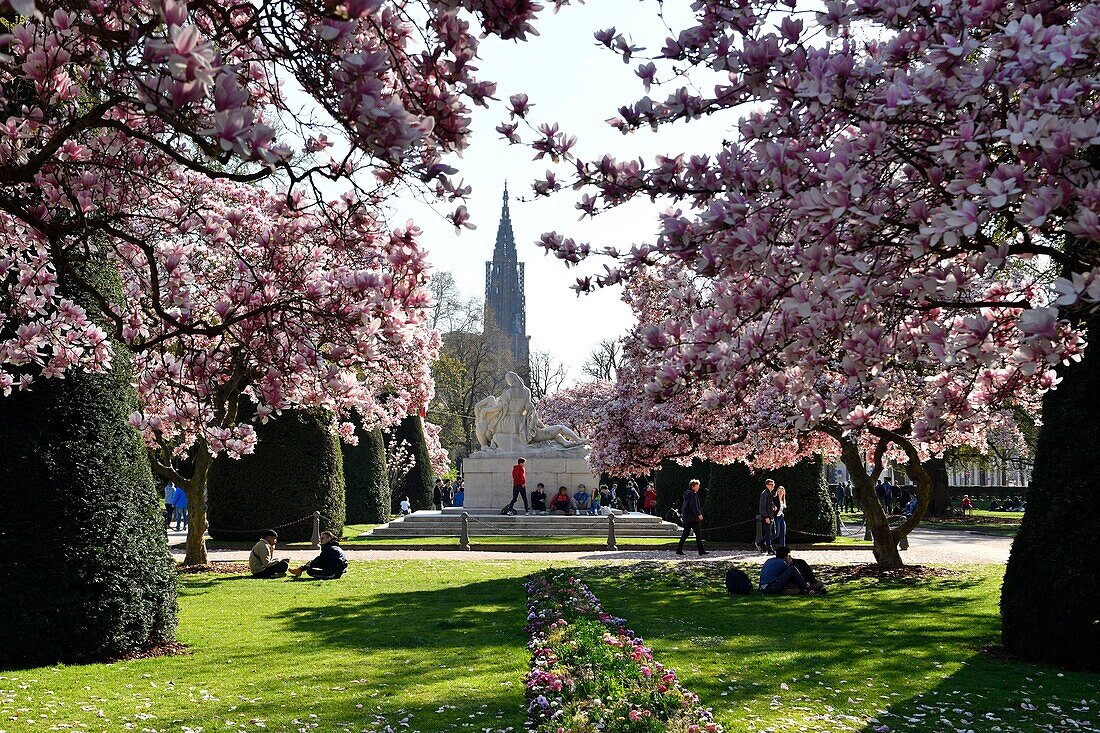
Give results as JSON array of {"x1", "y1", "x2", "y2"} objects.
[{"x1": 578, "y1": 564, "x2": 1025, "y2": 731}]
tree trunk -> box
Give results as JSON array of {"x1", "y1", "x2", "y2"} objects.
[
  {"x1": 182, "y1": 448, "x2": 212, "y2": 566},
  {"x1": 837, "y1": 439, "x2": 904, "y2": 568},
  {"x1": 924, "y1": 456, "x2": 951, "y2": 517}
]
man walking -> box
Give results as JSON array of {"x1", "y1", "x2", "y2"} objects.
[
  {"x1": 757, "y1": 478, "x2": 778, "y2": 554},
  {"x1": 676, "y1": 478, "x2": 706, "y2": 556},
  {"x1": 506, "y1": 457, "x2": 529, "y2": 514}
]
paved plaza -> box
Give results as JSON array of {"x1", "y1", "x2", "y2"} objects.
[{"x1": 169, "y1": 525, "x2": 1012, "y2": 566}]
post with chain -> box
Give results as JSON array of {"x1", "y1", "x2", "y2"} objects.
[
  {"x1": 311, "y1": 511, "x2": 321, "y2": 549},
  {"x1": 899, "y1": 530, "x2": 909, "y2": 551},
  {"x1": 863, "y1": 512, "x2": 872, "y2": 542},
  {"x1": 460, "y1": 512, "x2": 471, "y2": 551},
  {"x1": 835, "y1": 508, "x2": 843, "y2": 536},
  {"x1": 606, "y1": 514, "x2": 617, "y2": 551},
  {"x1": 755, "y1": 514, "x2": 763, "y2": 547}
]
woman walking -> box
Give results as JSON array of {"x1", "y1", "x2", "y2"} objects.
[{"x1": 774, "y1": 485, "x2": 788, "y2": 547}]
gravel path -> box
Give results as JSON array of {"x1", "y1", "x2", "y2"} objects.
[{"x1": 170, "y1": 526, "x2": 1012, "y2": 566}]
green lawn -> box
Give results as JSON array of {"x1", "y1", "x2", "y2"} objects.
[
  {"x1": 579, "y1": 563, "x2": 1097, "y2": 733},
  {"x1": 3, "y1": 561, "x2": 1095, "y2": 733},
  {"x1": 0, "y1": 561, "x2": 542, "y2": 733}
]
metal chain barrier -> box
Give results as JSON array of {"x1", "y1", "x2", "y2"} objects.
[{"x1": 205, "y1": 513, "x2": 316, "y2": 536}]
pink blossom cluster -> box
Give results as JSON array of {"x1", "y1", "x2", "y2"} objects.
[
  {"x1": 519, "y1": 1, "x2": 1098, "y2": 473},
  {"x1": 120, "y1": 174, "x2": 439, "y2": 457},
  {"x1": 421, "y1": 419, "x2": 451, "y2": 475}
]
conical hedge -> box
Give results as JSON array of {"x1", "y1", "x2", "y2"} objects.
[
  {"x1": 0, "y1": 255, "x2": 177, "y2": 668},
  {"x1": 387, "y1": 414, "x2": 434, "y2": 512},
  {"x1": 344, "y1": 422, "x2": 390, "y2": 524},
  {"x1": 1001, "y1": 312, "x2": 1100, "y2": 671},
  {"x1": 207, "y1": 408, "x2": 345, "y2": 543}
]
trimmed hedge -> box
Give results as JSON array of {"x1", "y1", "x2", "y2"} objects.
[
  {"x1": 703, "y1": 456, "x2": 836, "y2": 543},
  {"x1": 652, "y1": 459, "x2": 707, "y2": 518},
  {"x1": 344, "y1": 422, "x2": 390, "y2": 524},
  {"x1": 207, "y1": 408, "x2": 345, "y2": 543},
  {"x1": 0, "y1": 256, "x2": 177, "y2": 669},
  {"x1": 1001, "y1": 313, "x2": 1100, "y2": 671},
  {"x1": 387, "y1": 414, "x2": 434, "y2": 512}
]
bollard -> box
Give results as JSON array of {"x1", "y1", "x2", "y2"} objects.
[
  {"x1": 755, "y1": 514, "x2": 763, "y2": 546},
  {"x1": 460, "y1": 512, "x2": 471, "y2": 551},
  {"x1": 606, "y1": 514, "x2": 617, "y2": 551},
  {"x1": 311, "y1": 511, "x2": 321, "y2": 549},
  {"x1": 863, "y1": 513, "x2": 872, "y2": 541},
  {"x1": 899, "y1": 531, "x2": 909, "y2": 551},
  {"x1": 835, "y1": 508, "x2": 843, "y2": 536}
]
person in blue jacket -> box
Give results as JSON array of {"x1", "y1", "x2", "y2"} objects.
[
  {"x1": 290, "y1": 531, "x2": 348, "y2": 579},
  {"x1": 172, "y1": 484, "x2": 189, "y2": 531}
]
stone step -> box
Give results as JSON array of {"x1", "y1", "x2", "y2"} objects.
[{"x1": 366, "y1": 527, "x2": 681, "y2": 538}]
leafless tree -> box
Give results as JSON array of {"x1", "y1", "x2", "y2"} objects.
[
  {"x1": 581, "y1": 338, "x2": 622, "y2": 382},
  {"x1": 529, "y1": 350, "x2": 568, "y2": 401}
]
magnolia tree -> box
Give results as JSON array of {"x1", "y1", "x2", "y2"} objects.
[
  {"x1": 511, "y1": 1, "x2": 1099, "y2": 570},
  {"x1": 0, "y1": 0, "x2": 554, "y2": 374},
  {"x1": 117, "y1": 173, "x2": 438, "y2": 563},
  {"x1": 0, "y1": 0, "x2": 558, "y2": 565}
]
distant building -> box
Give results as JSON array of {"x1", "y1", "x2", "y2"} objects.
[{"x1": 483, "y1": 184, "x2": 530, "y2": 382}]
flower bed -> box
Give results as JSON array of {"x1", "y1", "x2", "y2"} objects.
[{"x1": 524, "y1": 572, "x2": 722, "y2": 733}]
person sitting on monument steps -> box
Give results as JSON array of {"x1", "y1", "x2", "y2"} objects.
[
  {"x1": 549, "y1": 486, "x2": 575, "y2": 515},
  {"x1": 289, "y1": 531, "x2": 348, "y2": 580},
  {"x1": 573, "y1": 484, "x2": 593, "y2": 515},
  {"x1": 506, "y1": 457, "x2": 529, "y2": 515},
  {"x1": 250, "y1": 530, "x2": 291, "y2": 579},
  {"x1": 531, "y1": 483, "x2": 547, "y2": 514},
  {"x1": 676, "y1": 479, "x2": 707, "y2": 556},
  {"x1": 759, "y1": 546, "x2": 826, "y2": 595}
]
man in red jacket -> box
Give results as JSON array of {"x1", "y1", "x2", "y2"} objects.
[{"x1": 506, "y1": 457, "x2": 529, "y2": 514}]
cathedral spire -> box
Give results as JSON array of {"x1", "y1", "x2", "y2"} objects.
[{"x1": 484, "y1": 184, "x2": 530, "y2": 382}]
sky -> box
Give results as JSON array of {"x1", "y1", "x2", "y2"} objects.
[{"x1": 385, "y1": 1, "x2": 732, "y2": 384}]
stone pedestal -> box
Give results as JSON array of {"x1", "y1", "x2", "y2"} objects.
[{"x1": 462, "y1": 447, "x2": 600, "y2": 510}]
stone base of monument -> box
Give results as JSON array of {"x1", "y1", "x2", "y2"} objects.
[
  {"x1": 460, "y1": 448, "x2": 599, "y2": 510},
  {"x1": 367, "y1": 509, "x2": 682, "y2": 538}
]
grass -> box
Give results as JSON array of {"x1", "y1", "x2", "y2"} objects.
[
  {"x1": 578, "y1": 563, "x2": 1098, "y2": 733},
  {"x1": 4, "y1": 561, "x2": 1095, "y2": 733},
  {"x1": 0, "y1": 560, "x2": 543, "y2": 733}
]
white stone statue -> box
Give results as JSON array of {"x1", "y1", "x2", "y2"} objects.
[{"x1": 473, "y1": 371, "x2": 587, "y2": 453}]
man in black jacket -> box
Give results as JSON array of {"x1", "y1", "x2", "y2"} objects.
[
  {"x1": 757, "y1": 479, "x2": 778, "y2": 554},
  {"x1": 676, "y1": 479, "x2": 707, "y2": 556},
  {"x1": 290, "y1": 531, "x2": 348, "y2": 579}
]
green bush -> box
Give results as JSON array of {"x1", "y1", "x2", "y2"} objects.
[
  {"x1": 344, "y1": 422, "x2": 389, "y2": 524},
  {"x1": 207, "y1": 408, "x2": 345, "y2": 543},
  {"x1": 1001, "y1": 313, "x2": 1100, "y2": 671},
  {"x1": 704, "y1": 456, "x2": 836, "y2": 543},
  {"x1": 0, "y1": 256, "x2": 177, "y2": 669},
  {"x1": 387, "y1": 414, "x2": 434, "y2": 512}
]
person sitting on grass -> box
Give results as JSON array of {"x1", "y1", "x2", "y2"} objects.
[
  {"x1": 759, "y1": 546, "x2": 826, "y2": 595},
  {"x1": 249, "y1": 530, "x2": 290, "y2": 579},
  {"x1": 289, "y1": 531, "x2": 348, "y2": 580},
  {"x1": 549, "y1": 486, "x2": 575, "y2": 515}
]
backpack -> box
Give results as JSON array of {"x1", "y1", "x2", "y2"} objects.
[
  {"x1": 500, "y1": 505, "x2": 513, "y2": 515},
  {"x1": 725, "y1": 568, "x2": 753, "y2": 595}
]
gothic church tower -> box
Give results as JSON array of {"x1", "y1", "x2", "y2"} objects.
[{"x1": 484, "y1": 184, "x2": 531, "y2": 382}]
